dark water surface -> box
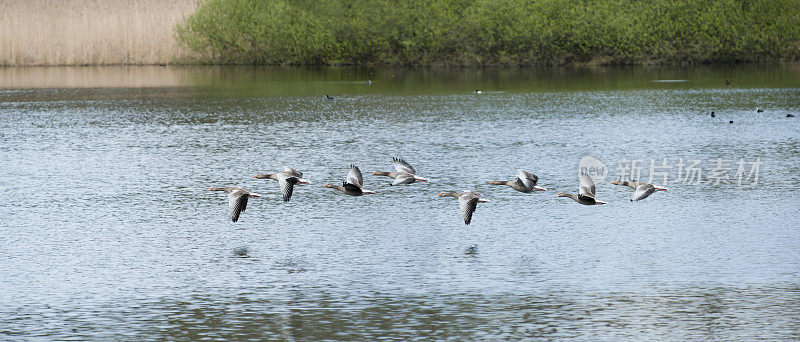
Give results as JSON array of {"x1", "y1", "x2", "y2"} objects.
[{"x1": 1, "y1": 65, "x2": 799, "y2": 340}]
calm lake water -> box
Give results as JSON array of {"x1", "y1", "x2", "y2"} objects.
[{"x1": 1, "y1": 65, "x2": 799, "y2": 340}]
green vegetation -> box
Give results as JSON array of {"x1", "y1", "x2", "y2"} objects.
[{"x1": 177, "y1": 0, "x2": 800, "y2": 66}]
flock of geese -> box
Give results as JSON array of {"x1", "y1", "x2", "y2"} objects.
[
  {"x1": 208, "y1": 83, "x2": 789, "y2": 224},
  {"x1": 209, "y1": 158, "x2": 669, "y2": 224}
]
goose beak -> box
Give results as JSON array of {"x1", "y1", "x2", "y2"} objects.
[{"x1": 298, "y1": 178, "x2": 310, "y2": 184}]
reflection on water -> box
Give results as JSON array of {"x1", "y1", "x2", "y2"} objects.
[
  {"x1": 4, "y1": 285, "x2": 799, "y2": 340},
  {"x1": 1, "y1": 63, "x2": 799, "y2": 94},
  {"x1": 1, "y1": 65, "x2": 799, "y2": 340}
]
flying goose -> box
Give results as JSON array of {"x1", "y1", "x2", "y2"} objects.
[
  {"x1": 372, "y1": 157, "x2": 430, "y2": 185},
  {"x1": 437, "y1": 191, "x2": 489, "y2": 225},
  {"x1": 489, "y1": 169, "x2": 547, "y2": 193},
  {"x1": 253, "y1": 167, "x2": 310, "y2": 202},
  {"x1": 611, "y1": 179, "x2": 668, "y2": 201},
  {"x1": 323, "y1": 164, "x2": 375, "y2": 196},
  {"x1": 208, "y1": 187, "x2": 262, "y2": 222},
  {"x1": 556, "y1": 174, "x2": 607, "y2": 205}
]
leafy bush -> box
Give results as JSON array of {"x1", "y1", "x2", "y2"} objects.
[{"x1": 177, "y1": 0, "x2": 800, "y2": 65}]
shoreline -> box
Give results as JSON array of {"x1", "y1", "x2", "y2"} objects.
[
  {"x1": 2, "y1": 63, "x2": 798, "y2": 90},
  {"x1": 3, "y1": 59, "x2": 799, "y2": 68}
]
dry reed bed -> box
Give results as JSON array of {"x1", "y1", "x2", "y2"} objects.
[{"x1": 0, "y1": 0, "x2": 197, "y2": 66}]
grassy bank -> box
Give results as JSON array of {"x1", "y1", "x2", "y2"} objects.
[
  {"x1": 0, "y1": 0, "x2": 197, "y2": 66},
  {"x1": 177, "y1": 0, "x2": 800, "y2": 66}
]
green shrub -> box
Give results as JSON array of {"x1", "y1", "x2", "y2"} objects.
[{"x1": 177, "y1": 0, "x2": 800, "y2": 65}]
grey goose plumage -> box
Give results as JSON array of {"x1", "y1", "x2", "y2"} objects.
[
  {"x1": 556, "y1": 174, "x2": 607, "y2": 205},
  {"x1": 208, "y1": 187, "x2": 262, "y2": 222},
  {"x1": 489, "y1": 169, "x2": 547, "y2": 193},
  {"x1": 324, "y1": 164, "x2": 375, "y2": 196},
  {"x1": 372, "y1": 157, "x2": 430, "y2": 185},
  {"x1": 437, "y1": 191, "x2": 489, "y2": 225},
  {"x1": 253, "y1": 166, "x2": 310, "y2": 202},
  {"x1": 611, "y1": 179, "x2": 668, "y2": 201}
]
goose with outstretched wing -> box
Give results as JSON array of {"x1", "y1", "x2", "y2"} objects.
[
  {"x1": 372, "y1": 157, "x2": 430, "y2": 184},
  {"x1": 208, "y1": 186, "x2": 262, "y2": 222},
  {"x1": 556, "y1": 174, "x2": 607, "y2": 205},
  {"x1": 438, "y1": 190, "x2": 489, "y2": 225},
  {"x1": 253, "y1": 166, "x2": 310, "y2": 202},
  {"x1": 611, "y1": 178, "x2": 668, "y2": 201},
  {"x1": 489, "y1": 169, "x2": 547, "y2": 193},
  {"x1": 324, "y1": 164, "x2": 375, "y2": 196}
]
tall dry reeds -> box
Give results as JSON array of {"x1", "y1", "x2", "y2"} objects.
[{"x1": 0, "y1": 0, "x2": 198, "y2": 66}]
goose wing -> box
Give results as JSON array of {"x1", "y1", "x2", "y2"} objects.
[
  {"x1": 517, "y1": 169, "x2": 538, "y2": 188},
  {"x1": 342, "y1": 181, "x2": 363, "y2": 195},
  {"x1": 391, "y1": 173, "x2": 416, "y2": 186},
  {"x1": 276, "y1": 174, "x2": 297, "y2": 202},
  {"x1": 283, "y1": 166, "x2": 303, "y2": 178},
  {"x1": 458, "y1": 192, "x2": 480, "y2": 225},
  {"x1": 632, "y1": 184, "x2": 656, "y2": 201},
  {"x1": 578, "y1": 174, "x2": 597, "y2": 198},
  {"x1": 347, "y1": 164, "x2": 364, "y2": 187},
  {"x1": 228, "y1": 189, "x2": 249, "y2": 222},
  {"x1": 393, "y1": 157, "x2": 416, "y2": 174}
]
